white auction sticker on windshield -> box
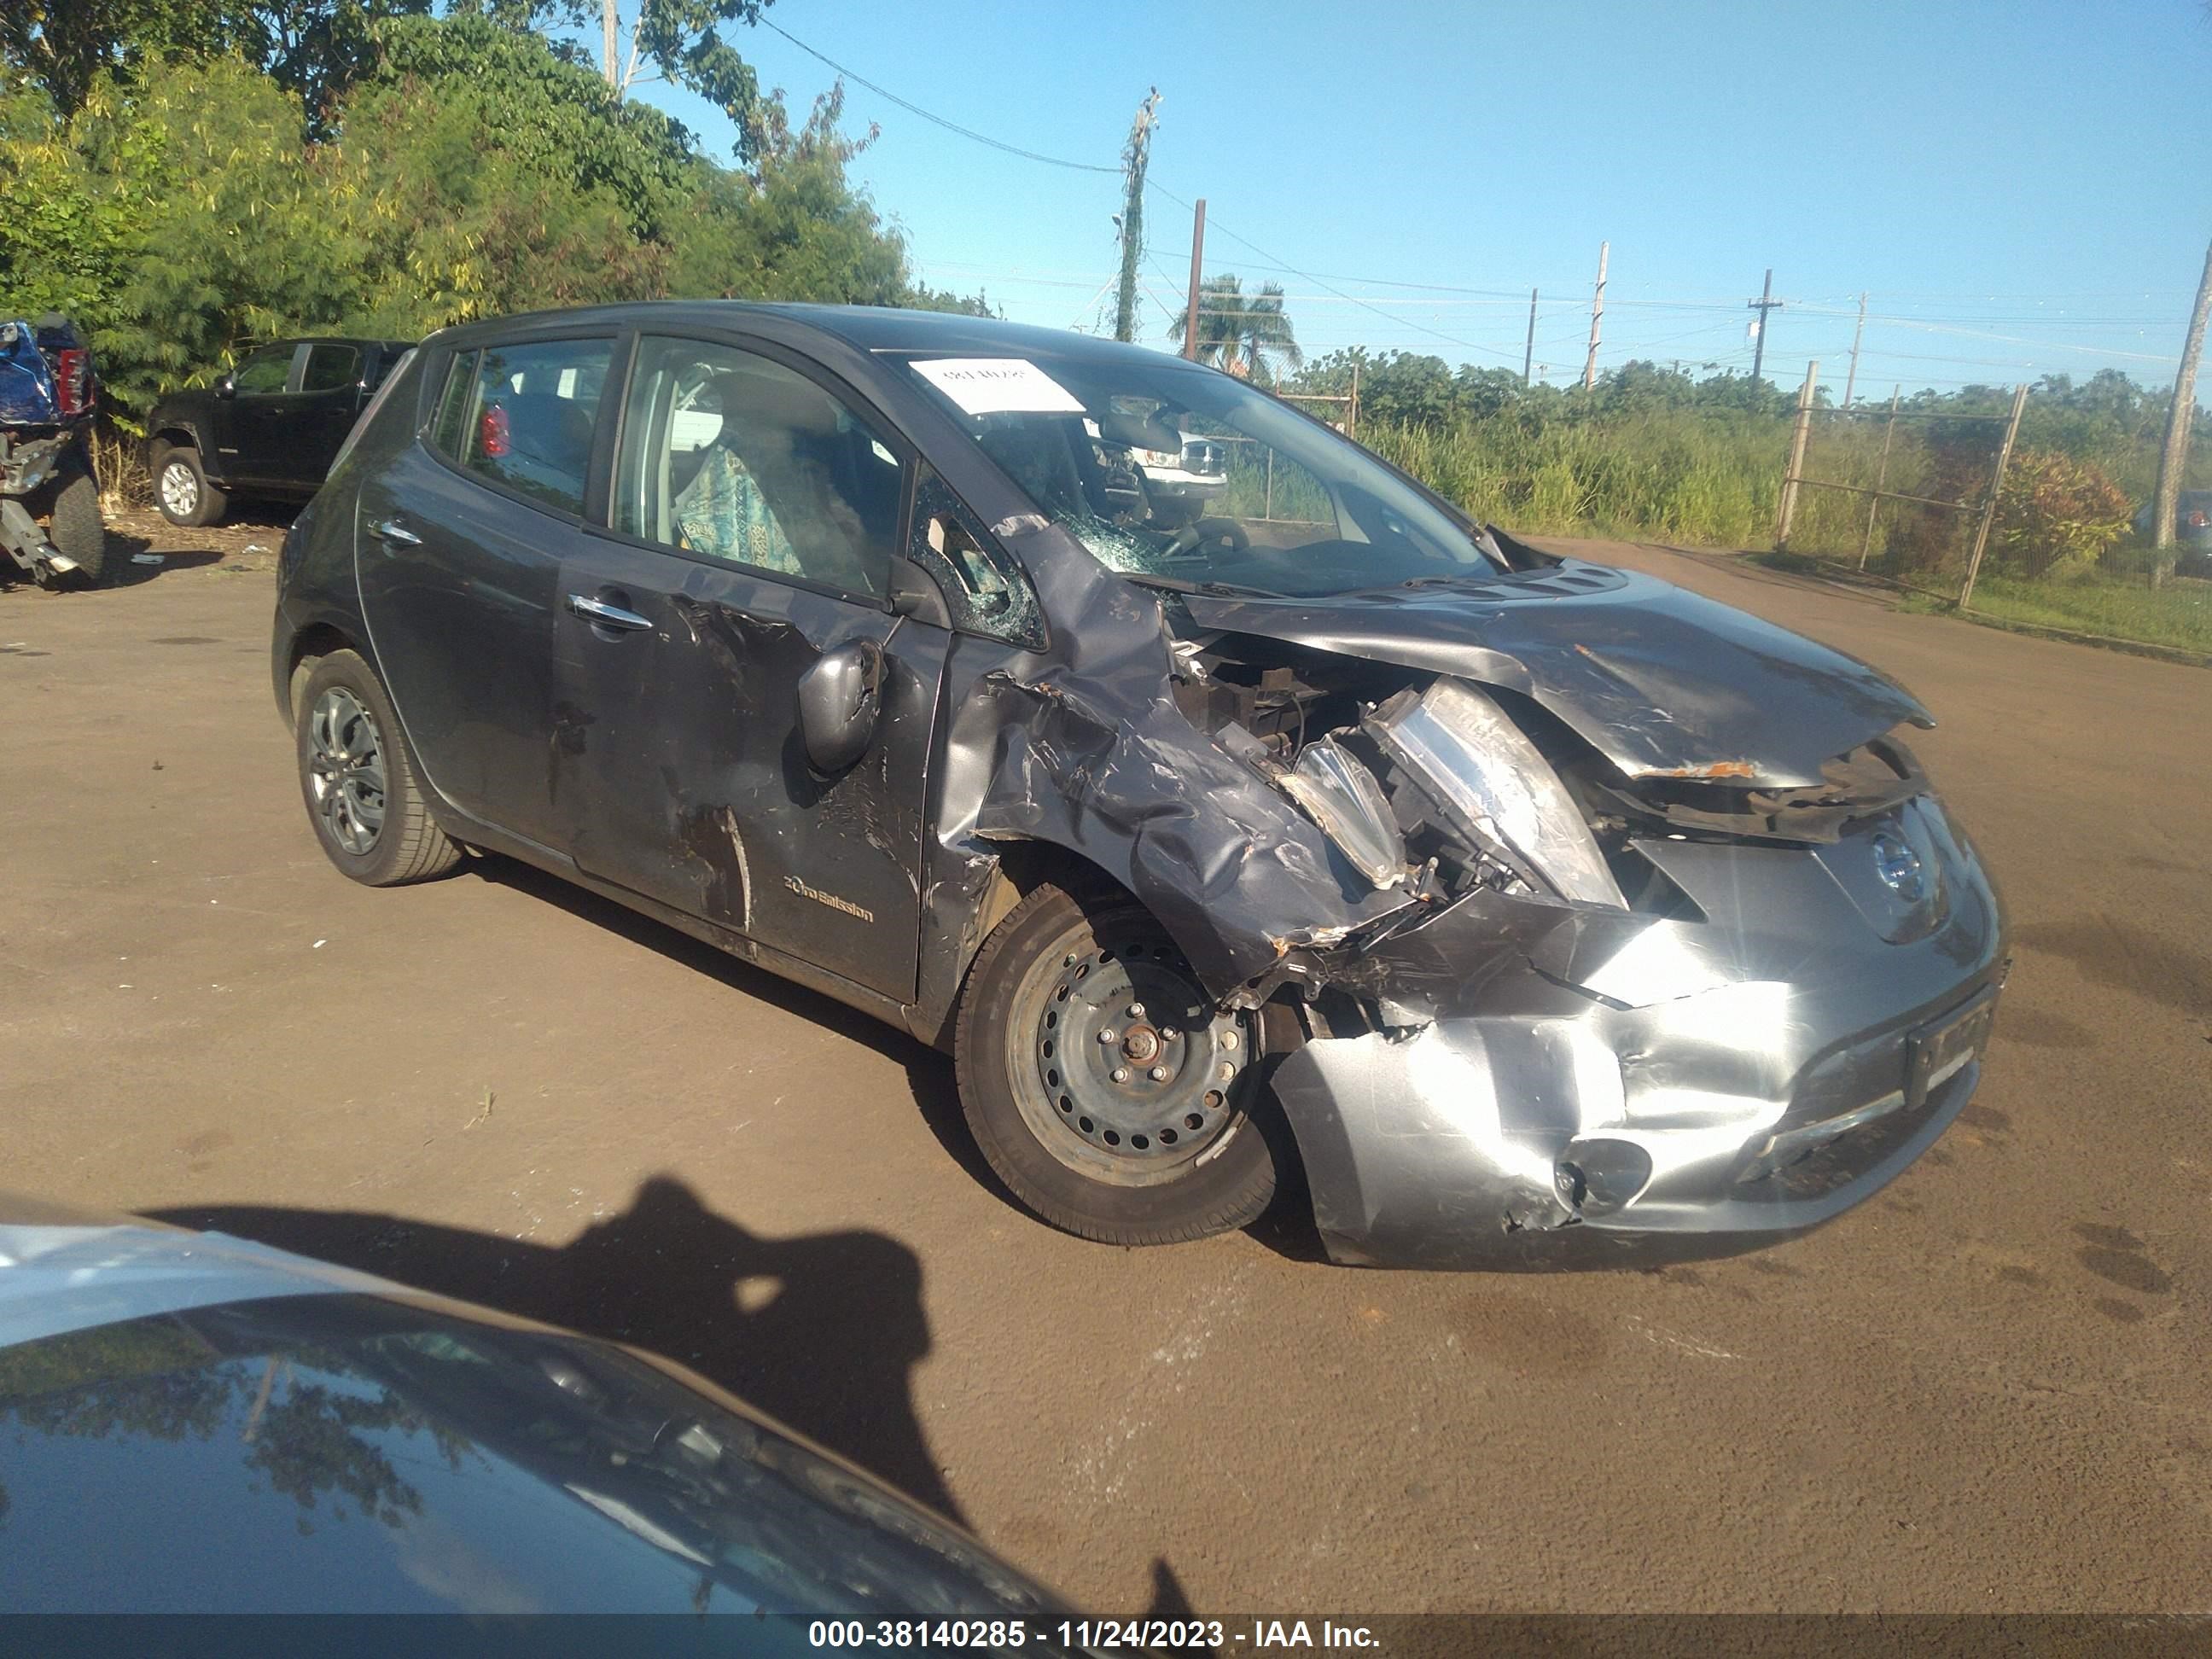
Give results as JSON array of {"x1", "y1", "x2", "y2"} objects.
[{"x1": 912, "y1": 358, "x2": 1086, "y2": 416}]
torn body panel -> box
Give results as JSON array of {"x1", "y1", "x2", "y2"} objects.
[{"x1": 916, "y1": 524, "x2": 1416, "y2": 1016}]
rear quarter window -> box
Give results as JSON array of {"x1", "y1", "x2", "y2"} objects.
[{"x1": 428, "y1": 339, "x2": 614, "y2": 517}]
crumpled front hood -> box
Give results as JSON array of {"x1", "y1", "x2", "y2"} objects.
[{"x1": 1178, "y1": 559, "x2": 1933, "y2": 789}]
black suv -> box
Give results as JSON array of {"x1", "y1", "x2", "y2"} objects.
[{"x1": 147, "y1": 337, "x2": 413, "y2": 526}]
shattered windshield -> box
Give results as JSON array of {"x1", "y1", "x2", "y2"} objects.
[{"x1": 907, "y1": 353, "x2": 1501, "y2": 598}]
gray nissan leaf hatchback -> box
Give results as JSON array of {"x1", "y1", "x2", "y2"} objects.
[{"x1": 272, "y1": 303, "x2": 2007, "y2": 1269}]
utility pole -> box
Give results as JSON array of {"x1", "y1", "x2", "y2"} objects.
[
  {"x1": 1582, "y1": 242, "x2": 1608, "y2": 390},
  {"x1": 1522, "y1": 288, "x2": 1538, "y2": 386},
  {"x1": 1774, "y1": 360, "x2": 1819, "y2": 549},
  {"x1": 1114, "y1": 89, "x2": 1161, "y2": 345},
  {"x1": 1959, "y1": 381, "x2": 2029, "y2": 609},
  {"x1": 1747, "y1": 269, "x2": 1782, "y2": 388},
  {"x1": 601, "y1": 0, "x2": 619, "y2": 86},
  {"x1": 2151, "y1": 236, "x2": 2212, "y2": 558},
  {"x1": 1181, "y1": 198, "x2": 1207, "y2": 361},
  {"x1": 1843, "y1": 292, "x2": 1868, "y2": 410}
]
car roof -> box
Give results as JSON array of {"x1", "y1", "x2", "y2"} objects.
[{"x1": 432, "y1": 300, "x2": 1198, "y2": 373}]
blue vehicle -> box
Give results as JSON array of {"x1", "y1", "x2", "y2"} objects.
[{"x1": 0, "y1": 312, "x2": 108, "y2": 587}]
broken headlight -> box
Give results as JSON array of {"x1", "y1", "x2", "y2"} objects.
[
  {"x1": 1276, "y1": 736, "x2": 1409, "y2": 890},
  {"x1": 1370, "y1": 679, "x2": 1627, "y2": 911}
]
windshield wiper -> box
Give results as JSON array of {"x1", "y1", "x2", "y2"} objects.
[{"x1": 1125, "y1": 573, "x2": 1284, "y2": 600}]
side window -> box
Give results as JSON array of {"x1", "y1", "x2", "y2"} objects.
[
  {"x1": 231, "y1": 346, "x2": 294, "y2": 396},
  {"x1": 301, "y1": 344, "x2": 361, "y2": 393},
  {"x1": 908, "y1": 467, "x2": 1045, "y2": 650},
  {"x1": 428, "y1": 351, "x2": 475, "y2": 457},
  {"x1": 614, "y1": 335, "x2": 901, "y2": 602},
  {"x1": 442, "y1": 338, "x2": 614, "y2": 516}
]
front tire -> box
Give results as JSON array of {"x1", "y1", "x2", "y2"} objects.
[
  {"x1": 153, "y1": 443, "x2": 224, "y2": 527},
  {"x1": 294, "y1": 649, "x2": 460, "y2": 886},
  {"x1": 46, "y1": 449, "x2": 108, "y2": 585},
  {"x1": 954, "y1": 884, "x2": 1278, "y2": 1246}
]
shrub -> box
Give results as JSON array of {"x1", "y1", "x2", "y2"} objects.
[{"x1": 1991, "y1": 449, "x2": 2132, "y2": 579}]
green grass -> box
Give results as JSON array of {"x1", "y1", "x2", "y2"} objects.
[{"x1": 1908, "y1": 573, "x2": 2212, "y2": 657}]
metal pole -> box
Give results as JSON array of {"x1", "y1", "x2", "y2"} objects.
[
  {"x1": 1858, "y1": 386, "x2": 1901, "y2": 569},
  {"x1": 1522, "y1": 288, "x2": 1538, "y2": 386},
  {"x1": 1265, "y1": 448, "x2": 1274, "y2": 520},
  {"x1": 1843, "y1": 292, "x2": 1867, "y2": 410},
  {"x1": 1181, "y1": 197, "x2": 1206, "y2": 362},
  {"x1": 2151, "y1": 236, "x2": 2212, "y2": 556},
  {"x1": 1582, "y1": 242, "x2": 1608, "y2": 390},
  {"x1": 1959, "y1": 381, "x2": 2029, "y2": 609},
  {"x1": 1348, "y1": 361, "x2": 1359, "y2": 438},
  {"x1": 1774, "y1": 360, "x2": 1819, "y2": 549},
  {"x1": 1749, "y1": 268, "x2": 1774, "y2": 389}
]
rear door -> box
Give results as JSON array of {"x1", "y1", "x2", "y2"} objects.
[
  {"x1": 356, "y1": 333, "x2": 619, "y2": 849},
  {"x1": 284, "y1": 342, "x2": 371, "y2": 491},
  {"x1": 550, "y1": 332, "x2": 942, "y2": 1003}
]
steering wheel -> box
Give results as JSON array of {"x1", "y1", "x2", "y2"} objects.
[{"x1": 1164, "y1": 517, "x2": 1252, "y2": 559}]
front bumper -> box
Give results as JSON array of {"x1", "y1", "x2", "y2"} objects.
[{"x1": 1272, "y1": 796, "x2": 2007, "y2": 1268}]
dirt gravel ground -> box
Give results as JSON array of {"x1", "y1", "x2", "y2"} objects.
[{"x1": 3, "y1": 527, "x2": 2209, "y2": 1614}]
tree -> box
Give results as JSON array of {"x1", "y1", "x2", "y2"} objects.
[
  {"x1": 451, "y1": 0, "x2": 775, "y2": 155},
  {"x1": 1168, "y1": 274, "x2": 1302, "y2": 386},
  {"x1": 1, "y1": 0, "x2": 428, "y2": 134}
]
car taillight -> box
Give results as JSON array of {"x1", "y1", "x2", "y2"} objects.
[
  {"x1": 480, "y1": 405, "x2": 509, "y2": 458},
  {"x1": 53, "y1": 348, "x2": 90, "y2": 417}
]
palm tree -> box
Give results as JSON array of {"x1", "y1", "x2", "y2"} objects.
[{"x1": 1169, "y1": 275, "x2": 1303, "y2": 386}]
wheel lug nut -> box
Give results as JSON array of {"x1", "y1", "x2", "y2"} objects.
[
  {"x1": 1111, "y1": 1067, "x2": 1130, "y2": 1083},
  {"x1": 1218, "y1": 1063, "x2": 1234, "y2": 1081},
  {"x1": 1127, "y1": 1003, "x2": 1145, "y2": 1019},
  {"x1": 1220, "y1": 1031, "x2": 1239, "y2": 1051},
  {"x1": 1150, "y1": 1065, "x2": 1171, "y2": 1082},
  {"x1": 1161, "y1": 1027, "x2": 1178, "y2": 1041},
  {"x1": 1098, "y1": 1027, "x2": 1118, "y2": 1044}
]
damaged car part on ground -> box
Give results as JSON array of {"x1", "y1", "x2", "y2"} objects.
[{"x1": 271, "y1": 303, "x2": 2008, "y2": 1269}]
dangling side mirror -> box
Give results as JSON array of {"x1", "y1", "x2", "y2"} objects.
[{"x1": 795, "y1": 639, "x2": 885, "y2": 774}]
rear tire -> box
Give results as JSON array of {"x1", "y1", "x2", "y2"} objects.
[
  {"x1": 46, "y1": 450, "x2": 108, "y2": 585},
  {"x1": 152, "y1": 443, "x2": 224, "y2": 527},
  {"x1": 953, "y1": 883, "x2": 1278, "y2": 1246},
  {"x1": 295, "y1": 649, "x2": 461, "y2": 887}
]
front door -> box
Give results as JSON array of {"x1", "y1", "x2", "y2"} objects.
[
  {"x1": 222, "y1": 342, "x2": 300, "y2": 486},
  {"x1": 550, "y1": 333, "x2": 941, "y2": 1004},
  {"x1": 355, "y1": 334, "x2": 617, "y2": 848}
]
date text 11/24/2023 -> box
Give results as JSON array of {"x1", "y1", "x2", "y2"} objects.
[{"x1": 806, "y1": 1619, "x2": 1381, "y2": 1650}]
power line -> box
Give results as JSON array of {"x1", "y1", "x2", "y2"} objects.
[
  {"x1": 759, "y1": 21, "x2": 1119, "y2": 174},
  {"x1": 1143, "y1": 181, "x2": 1524, "y2": 365}
]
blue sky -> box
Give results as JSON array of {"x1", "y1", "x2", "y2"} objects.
[{"x1": 598, "y1": 0, "x2": 2212, "y2": 397}]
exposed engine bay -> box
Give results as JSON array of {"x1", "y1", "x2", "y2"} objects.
[{"x1": 1170, "y1": 626, "x2": 1931, "y2": 936}]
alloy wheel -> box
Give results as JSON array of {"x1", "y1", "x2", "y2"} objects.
[
  {"x1": 159, "y1": 458, "x2": 199, "y2": 519},
  {"x1": 306, "y1": 687, "x2": 387, "y2": 855}
]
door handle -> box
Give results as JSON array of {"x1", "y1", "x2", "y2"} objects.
[
  {"x1": 370, "y1": 518, "x2": 422, "y2": 546},
  {"x1": 568, "y1": 593, "x2": 653, "y2": 632}
]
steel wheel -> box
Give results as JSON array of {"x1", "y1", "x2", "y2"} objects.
[
  {"x1": 306, "y1": 686, "x2": 387, "y2": 856},
  {"x1": 158, "y1": 457, "x2": 200, "y2": 521},
  {"x1": 1003, "y1": 917, "x2": 1252, "y2": 1189}
]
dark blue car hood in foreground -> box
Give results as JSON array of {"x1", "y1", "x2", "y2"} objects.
[
  {"x1": 1178, "y1": 559, "x2": 1933, "y2": 789},
  {"x1": 0, "y1": 1219, "x2": 1073, "y2": 1628}
]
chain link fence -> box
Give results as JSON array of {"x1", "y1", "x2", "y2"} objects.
[{"x1": 1772, "y1": 370, "x2": 2211, "y2": 660}]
